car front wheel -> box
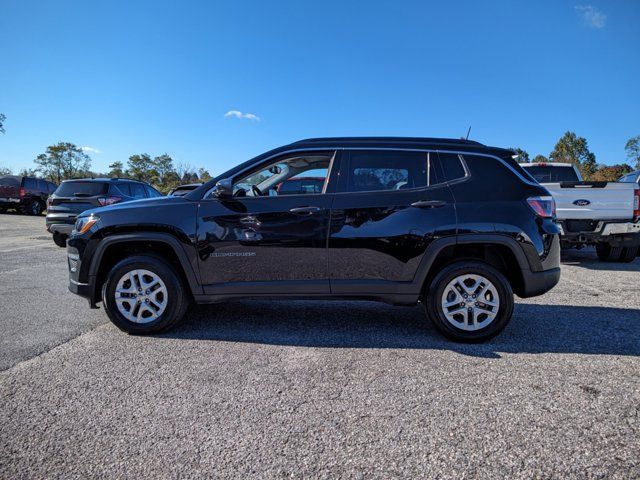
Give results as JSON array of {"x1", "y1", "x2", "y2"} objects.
[
  {"x1": 425, "y1": 261, "x2": 514, "y2": 343},
  {"x1": 102, "y1": 254, "x2": 189, "y2": 334}
]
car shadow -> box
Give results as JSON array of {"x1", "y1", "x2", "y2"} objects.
[
  {"x1": 158, "y1": 300, "x2": 640, "y2": 358},
  {"x1": 561, "y1": 247, "x2": 640, "y2": 271}
]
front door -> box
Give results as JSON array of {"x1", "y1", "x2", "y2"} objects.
[
  {"x1": 329, "y1": 149, "x2": 456, "y2": 294},
  {"x1": 196, "y1": 150, "x2": 339, "y2": 296}
]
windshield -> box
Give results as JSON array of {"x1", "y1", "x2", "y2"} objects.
[
  {"x1": 55, "y1": 181, "x2": 109, "y2": 197},
  {"x1": 524, "y1": 165, "x2": 579, "y2": 183}
]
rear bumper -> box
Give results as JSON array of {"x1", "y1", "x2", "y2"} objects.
[
  {"x1": 558, "y1": 219, "x2": 640, "y2": 246},
  {"x1": 519, "y1": 267, "x2": 561, "y2": 298},
  {"x1": 0, "y1": 198, "x2": 24, "y2": 207},
  {"x1": 46, "y1": 213, "x2": 77, "y2": 234}
]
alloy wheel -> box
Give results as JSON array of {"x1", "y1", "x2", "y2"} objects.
[
  {"x1": 440, "y1": 274, "x2": 500, "y2": 331},
  {"x1": 115, "y1": 269, "x2": 168, "y2": 323}
]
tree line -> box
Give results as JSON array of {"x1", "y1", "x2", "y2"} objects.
[
  {"x1": 1, "y1": 141, "x2": 212, "y2": 194},
  {"x1": 513, "y1": 132, "x2": 640, "y2": 181}
]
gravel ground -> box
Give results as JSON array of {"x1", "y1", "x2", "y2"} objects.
[{"x1": 1, "y1": 213, "x2": 639, "y2": 478}]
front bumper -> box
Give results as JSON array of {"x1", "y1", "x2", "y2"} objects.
[{"x1": 67, "y1": 245, "x2": 99, "y2": 308}]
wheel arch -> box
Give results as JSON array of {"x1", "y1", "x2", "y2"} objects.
[
  {"x1": 415, "y1": 235, "x2": 531, "y2": 298},
  {"x1": 89, "y1": 233, "x2": 202, "y2": 304}
]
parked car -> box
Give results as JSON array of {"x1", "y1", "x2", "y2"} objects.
[
  {"x1": 46, "y1": 178, "x2": 163, "y2": 247},
  {"x1": 521, "y1": 162, "x2": 640, "y2": 262},
  {"x1": 618, "y1": 170, "x2": 640, "y2": 185},
  {"x1": 0, "y1": 175, "x2": 57, "y2": 215},
  {"x1": 67, "y1": 137, "x2": 561, "y2": 342},
  {"x1": 168, "y1": 183, "x2": 203, "y2": 197}
]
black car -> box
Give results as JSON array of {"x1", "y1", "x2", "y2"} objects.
[
  {"x1": 168, "y1": 183, "x2": 203, "y2": 197},
  {"x1": 67, "y1": 137, "x2": 561, "y2": 342},
  {"x1": 0, "y1": 175, "x2": 57, "y2": 215},
  {"x1": 46, "y1": 178, "x2": 163, "y2": 247}
]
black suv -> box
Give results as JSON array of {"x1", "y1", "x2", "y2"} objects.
[
  {"x1": 47, "y1": 178, "x2": 163, "y2": 247},
  {"x1": 0, "y1": 175, "x2": 57, "y2": 215},
  {"x1": 67, "y1": 138, "x2": 561, "y2": 342}
]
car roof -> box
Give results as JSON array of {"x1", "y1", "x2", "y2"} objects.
[{"x1": 61, "y1": 177, "x2": 147, "y2": 183}]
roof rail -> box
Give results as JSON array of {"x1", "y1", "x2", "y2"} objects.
[{"x1": 291, "y1": 136, "x2": 485, "y2": 146}]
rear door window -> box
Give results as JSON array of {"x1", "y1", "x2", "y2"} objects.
[
  {"x1": 114, "y1": 183, "x2": 132, "y2": 196},
  {"x1": 345, "y1": 150, "x2": 439, "y2": 192},
  {"x1": 55, "y1": 181, "x2": 109, "y2": 197}
]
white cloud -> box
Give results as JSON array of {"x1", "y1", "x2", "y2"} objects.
[
  {"x1": 81, "y1": 146, "x2": 101, "y2": 154},
  {"x1": 575, "y1": 5, "x2": 606, "y2": 29},
  {"x1": 224, "y1": 110, "x2": 261, "y2": 121}
]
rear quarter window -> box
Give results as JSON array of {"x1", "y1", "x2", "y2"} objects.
[
  {"x1": 55, "y1": 181, "x2": 109, "y2": 197},
  {"x1": 437, "y1": 153, "x2": 467, "y2": 181}
]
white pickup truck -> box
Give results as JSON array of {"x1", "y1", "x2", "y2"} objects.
[{"x1": 521, "y1": 162, "x2": 640, "y2": 262}]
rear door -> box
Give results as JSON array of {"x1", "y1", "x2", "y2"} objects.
[{"x1": 328, "y1": 149, "x2": 456, "y2": 294}]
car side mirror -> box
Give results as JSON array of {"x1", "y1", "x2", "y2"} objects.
[{"x1": 212, "y1": 178, "x2": 233, "y2": 198}]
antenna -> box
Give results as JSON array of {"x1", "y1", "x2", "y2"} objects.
[{"x1": 465, "y1": 126, "x2": 472, "y2": 141}]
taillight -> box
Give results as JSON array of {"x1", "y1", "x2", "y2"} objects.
[
  {"x1": 19, "y1": 187, "x2": 25, "y2": 197},
  {"x1": 634, "y1": 189, "x2": 639, "y2": 221},
  {"x1": 527, "y1": 196, "x2": 555, "y2": 218},
  {"x1": 97, "y1": 196, "x2": 122, "y2": 206}
]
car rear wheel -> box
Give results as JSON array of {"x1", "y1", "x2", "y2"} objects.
[
  {"x1": 596, "y1": 244, "x2": 623, "y2": 262},
  {"x1": 425, "y1": 261, "x2": 514, "y2": 343},
  {"x1": 52, "y1": 232, "x2": 68, "y2": 248},
  {"x1": 102, "y1": 254, "x2": 189, "y2": 334}
]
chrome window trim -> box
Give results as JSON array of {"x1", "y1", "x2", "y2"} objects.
[{"x1": 203, "y1": 145, "x2": 538, "y2": 198}]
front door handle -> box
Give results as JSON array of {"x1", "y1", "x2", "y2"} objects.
[
  {"x1": 411, "y1": 200, "x2": 446, "y2": 209},
  {"x1": 290, "y1": 206, "x2": 323, "y2": 215}
]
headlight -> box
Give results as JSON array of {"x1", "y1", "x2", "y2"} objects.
[{"x1": 74, "y1": 215, "x2": 99, "y2": 234}]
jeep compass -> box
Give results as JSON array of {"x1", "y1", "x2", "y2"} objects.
[{"x1": 67, "y1": 137, "x2": 561, "y2": 342}]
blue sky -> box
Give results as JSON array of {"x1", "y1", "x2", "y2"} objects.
[{"x1": 1, "y1": 0, "x2": 639, "y2": 175}]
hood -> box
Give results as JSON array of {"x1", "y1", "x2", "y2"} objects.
[{"x1": 79, "y1": 196, "x2": 186, "y2": 218}]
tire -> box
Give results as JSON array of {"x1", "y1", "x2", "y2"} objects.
[
  {"x1": 24, "y1": 200, "x2": 42, "y2": 216},
  {"x1": 52, "y1": 232, "x2": 68, "y2": 248},
  {"x1": 101, "y1": 254, "x2": 190, "y2": 334},
  {"x1": 425, "y1": 261, "x2": 514, "y2": 343},
  {"x1": 619, "y1": 246, "x2": 638, "y2": 263},
  {"x1": 596, "y1": 244, "x2": 623, "y2": 262}
]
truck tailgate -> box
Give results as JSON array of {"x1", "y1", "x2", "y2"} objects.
[{"x1": 547, "y1": 181, "x2": 636, "y2": 220}]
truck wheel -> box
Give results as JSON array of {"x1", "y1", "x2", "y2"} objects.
[
  {"x1": 424, "y1": 261, "x2": 514, "y2": 343},
  {"x1": 619, "y1": 247, "x2": 638, "y2": 263},
  {"x1": 23, "y1": 200, "x2": 42, "y2": 216},
  {"x1": 101, "y1": 254, "x2": 190, "y2": 334},
  {"x1": 595, "y1": 244, "x2": 623, "y2": 262},
  {"x1": 52, "y1": 232, "x2": 68, "y2": 248}
]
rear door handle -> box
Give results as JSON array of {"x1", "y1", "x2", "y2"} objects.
[
  {"x1": 411, "y1": 200, "x2": 446, "y2": 209},
  {"x1": 289, "y1": 206, "x2": 323, "y2": 215}
]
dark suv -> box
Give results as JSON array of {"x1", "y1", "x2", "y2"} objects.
[
  {"x1": 47, "y1": 178, "x2": 162, "y2": 247},
  {"x1": 67, "y1": 138, "x2": 561, "y2": 342},
  {"x1": 0, "y1": 175, "x2": 57, "y2": 215}
]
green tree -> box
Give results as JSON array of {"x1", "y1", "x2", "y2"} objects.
[
  {"x1": 591, "y1": 164, "x2": 633, "y2": 182},
  {"x1": 624, "y1": 136, "x2": 640, "y2": 169},
  {"x1": 511, "y1": 148, "x2": 530, "y2": 163},
  {"x1": 532, "y1": 154, "x2": 549, "y2": 163},
  {"x1": 153, "y1": 154, "x2": 175, "y2": 184},
  {"x1": 127, "y1": 153, "x2": 155, "y2": 182},
  {"x1": 0, "y1": 113, "x2": 6, "y2": 134},
  {"x1": 108, "y1": 161, "x2": 125, "y2": 178},
  {"x1": 34, "y1": 142, "x2": 91, "y2": 183},
  {"x1": 549, "y1": 131, "x2": 597, "y2": 179},
  {"x1": 0, "y1": 166, "x2": 12, "y2": 175},
  {"x1": 198, "y1": 168, "x2": 212, "y2": 182}
]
